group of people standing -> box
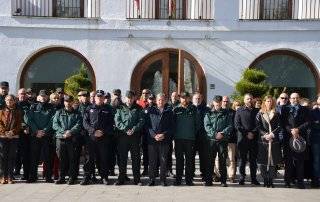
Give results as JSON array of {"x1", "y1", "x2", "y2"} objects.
[{"x1": 0, "y1": 80, "x2": 319, "y2": 189}]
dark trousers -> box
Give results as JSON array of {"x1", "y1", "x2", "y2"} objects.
[
  {"x1": 29, "y1": 136, "x2": 53, "y2": 180},
  {"x1": 175, "y1": 139, "x2": 195, "y2": 182},
  {"x1": 167, "y1": 141, "x2": 173, "y2": 172},
  {"x1": 238, "y1": 139, "x2": 258, "y2": 181},
  {"x1": 109, "y1": 135, "x2": 118, "y2": 172},
  {"x1": 83, "y1": 137, "x2": 110, "y2": 179},
  {"x1": 195, "y1": 134, "x2": 207, "y2": 175},
  {"x1": 148, "y1": 142, "x2": 169, "y2": 181},
  {"x1": 207, "y1": 140, "x2": 228, "y2": 183},
  {"x1": 311, "y1": 139, "x2": 320, "y2": 178},
  {"x1": 0, "y1": 139, "x2": 18, "y2": 178},
  {"x1": 74, "y1": 134, "x2": 85, "y2": 177},
  {"x1": 117, "y1": 136, "x2": 141, "y2": 182},
  {"x1": 260, "y1": 165, "x2": 277, "y2": 180},
  {"x1": 15, "y1": 134, "x2": 30, "y2": 179},
  {"x1": 142, "y1": 142, "x2": 149, "y2": 172},
  {"x1": 284, "y1": 144, "x2": 305, "y2": 184},
  {"x1": 56, "y1": 139, "x2": 77, "y2": 179}
]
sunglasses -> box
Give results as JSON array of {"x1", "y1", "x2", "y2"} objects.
[{"x1": 280, "y1": 97, "x2": 288, "y2": 100}]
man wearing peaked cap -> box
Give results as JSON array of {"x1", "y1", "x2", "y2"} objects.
[
  {"x1": 53, "y1": 94, "x2": 82, "y2": 185},
  {"x1": 81, "y1": 90, "x2": 115, "y2": 185},
  {"x1": 114, "y1": 90, "x2": 145, "y2": 185},
  {"x1": 25, "y1": 88, "x2": 55, "y2": 183},
  {"x1": 173, "y1": 91, "x2": 199, "y2": 186},
  {"x1": 0, "y1": 81, "x2": 9, "y2": 109},
  {"x1": 203, "y1": 95, "x2": 232, "y2": 187}
]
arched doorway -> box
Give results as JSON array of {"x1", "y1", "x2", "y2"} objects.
[
  {"x1": 20, "y1": 47, "x2": 96, "y2": 93},
  {"x1": 131, "y1": 49, "x2": 207, "y2": 98},
  {"x1": 250, "y1": 50, "x2": 320, "y2": 99}
]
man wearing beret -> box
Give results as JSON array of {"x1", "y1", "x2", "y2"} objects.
[
  {"x1": 0, "y1": 81, "x2": 9, "y2": 109},
  {"x1": 25, "y1": 90, "x2": 55, "y2": 183},
  {"x1": 53, "y1": 95, "x2": 82, "y2": 185},
  {"x1": 204, "y1": 95, "x2": 233, "y2": 187},
  {"x1": 173, "y1": 92, "x2": 199, "y2": 186},
  {"x1": 81, "y1": 90, "x2": 114, "y2": 185},
  {"x1": 114, "y1": 90, "x2": 145, "y2": 185}
]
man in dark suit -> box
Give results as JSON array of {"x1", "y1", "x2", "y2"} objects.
[{"x1": 283, "y1": 92, "x2": 310, "y2": 189}]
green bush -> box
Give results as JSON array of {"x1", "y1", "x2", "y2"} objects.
[
  {"x1": 64, "y1": 63, "x2": 93, "y2": 97},
  {"x1": 232, "y1": 68, "x2": 270, "y2": 102}
]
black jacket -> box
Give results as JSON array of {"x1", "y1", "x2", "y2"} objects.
[
  {"x1": 256, "y1": 111, "x2": 282, "y2": 165},
  {"x1": 282, "y1": 105, "x2": 310, "y2": 142},
  {"x1": 234, "y1": 106, "x2": 259, "y2": 143},
  {"x1": 145, "y1": 106, "x2": 173, "y2": 144},
  {"x1": 225, "y1": 108, "x2": 237, "y2": 143},
  {"x1": 195, "y1": 103, "x2": 210, "y2": 137},
  {"x1": 83, "y1": 104, "x2": 115, "y2": 140}
]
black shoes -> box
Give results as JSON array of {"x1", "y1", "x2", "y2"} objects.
[
  {"x1": 239, "y1": 179, "x2": 245, "y2": 185},
  {"x1": 68, "y1": 178, "x2": 76, "y2": 185},
  {"x1": 55, "y1": 178, "x2": 66, "y2": 184},
  {"x1": 186, "y1": 181, "x2": 194, "y2": 186},
  {"x1": 297, "y1": 183, "x2": 306, "y2": 189},
  {"x1": 148, "y1": 181, "x2": 155, "y2": 186},
  {"x1": 221, "y1": 182, "x2": 228, "y2": 187},
  {"x1": 45, "y1": 178, "x2": 54, "y2": 183},
  {"x1": 161, "y1": 181, "x2": 168, "y2": 187},
  {"x1": 141, "y1": 170, "x2": 148, "y2": 176},
  {"x1": 174, "y1": 180, "x2": 182, "y2": 186},
  {"x1": 114, "y1": 180, "x2": 125, "y2": 186},
  {"x1": 251, "y1": 179, "x2": 261, "y2": 186},
  {"x1": 205, "y1": 181, "x2": 213, "y2": 186},
  {"x1": 80, "y1": 177, "x2": 91, "y2": 186},
  {"x1": 285, "y1": 182, "x2": 291, "y2": 188},
  {"x1": 102, "y1": 178, "x2": 110, "y2": 185},
  {"x1": 134, "y1": 179, "x2": 142, "y2": 186}
]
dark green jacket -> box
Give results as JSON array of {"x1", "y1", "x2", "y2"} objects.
[
  {"x1": 204, "y1": 109, "x2": 233, "y2": 142},
  {"x1": 52, "y1": 108, "x2": 82, "y2": 139},
  {"x1": 173, "y1": 104, "x2": 199, "y2": 140},
  {"x1": 78, "y1": 102, "x2": 90, "y2": 117},
  {"x1": 24, "y1": 102, "x2": 55, "y2": 136},
  {"x1": 114, "y1": 103, "x2": 145, "y2": 136}
]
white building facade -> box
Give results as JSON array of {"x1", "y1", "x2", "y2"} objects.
[{"x1": 0, "y1": 0, "x2": 320, "y2": 100}]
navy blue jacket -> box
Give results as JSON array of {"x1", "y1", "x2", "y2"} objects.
[
  {"x1": 145, "y1": 106, "x2": 173, "y2": 144},
  {"x1": 282, "y1": 105, "x2": 310, "y2": 142},
  {"x1": 234, "y1": 106, "x2": 259, "y2": 143},
  {"x1": 83, "y1": 104, "x2": 115, "y2": 140}
]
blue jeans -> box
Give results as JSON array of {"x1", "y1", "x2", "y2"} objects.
[{"x1": 312, "y1": 141, "x2": 320, "y2": 178}]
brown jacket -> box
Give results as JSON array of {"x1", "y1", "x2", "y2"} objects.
[{"x1": 0, "y1": 107, "x2": 22, "y2": 139}]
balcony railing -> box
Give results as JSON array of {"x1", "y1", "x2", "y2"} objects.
[
  {"x1": 12, "y1": 0, "x2": 100, "y2": 18},
  {"x1": 126, "y1": 0, "x2": 214, "y2": 20},
  {"x1": 240, "y1": 0, "x2": 320, "y2": 20}
]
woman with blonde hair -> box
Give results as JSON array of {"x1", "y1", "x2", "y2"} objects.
[
  {"x1": 0, "y1": 95, "x2": 22, "y2": 184},
  {"x1": 256, "y1": 95, "x2": 282, "y2": 188}
]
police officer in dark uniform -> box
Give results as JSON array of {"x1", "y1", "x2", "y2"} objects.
[
  {"x1": 204, "y1": 95, "x2": 233, "y2": 187},
  {"x1": 25, "y1": 90, "x2": 55, "y2": 183},
  {"x1": 53, "y1": 95, "x2": 82, "y2": 185},
  {"x1": 76, "y1": 91, "x2": 91, "y2": 179},
  {"x1": 81, "y1": 90, "x2": 114, "y2": 185},
  {"x1": 114, "y1": 90, "x2": 145, "y2": 185},
  {"x1": 173, "y1": 92, "x2": 199, "y2": 186},
  {"x1": 235, "y1": 93, "x2": 260, "y2": 186}
]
